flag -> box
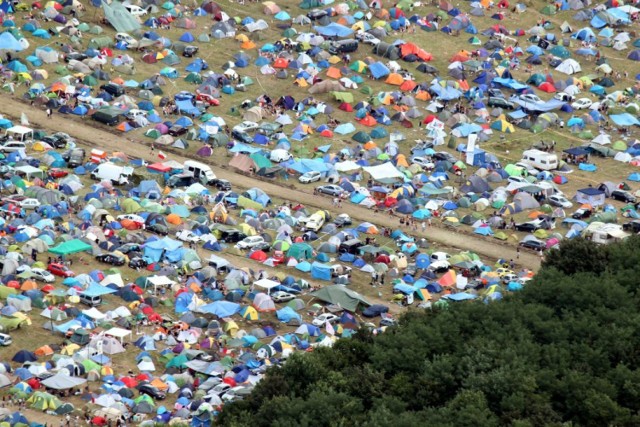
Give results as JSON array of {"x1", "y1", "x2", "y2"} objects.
[
  {"x1": 158, "y1": 151, "x2": 167, "y2": 160},
  {"x1": 20, "y1": 113, "x2": 29, "y2": 126}
]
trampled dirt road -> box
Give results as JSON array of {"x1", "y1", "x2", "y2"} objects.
[{"x1": 0, "y1": 100, "x2": 540, "y2": 270}]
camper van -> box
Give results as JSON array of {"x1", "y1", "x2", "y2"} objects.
[
  {"x1": 183, "y1": 160, "x2": 217, "y2": 185},
  {"x1": 90, "y1": 163, "x2": 134, "y2": 185},
  {"x1": 521, "y1": 149, "x2": 558, "y2": 171}
]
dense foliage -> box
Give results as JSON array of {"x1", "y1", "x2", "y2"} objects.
[{"x1": 219, "y1": 237, "x2": 640, "y2": 427}]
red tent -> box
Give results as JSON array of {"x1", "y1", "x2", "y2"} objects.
[
  {"x1": 249, "y1": 251, "x2": 268, "y2": 262},
  {"x1": 538, "y1": 82, "x2": 556, "y2": 93},
  {"x1": 338, "y1": 102, "x2": 353, "y2": 111}
]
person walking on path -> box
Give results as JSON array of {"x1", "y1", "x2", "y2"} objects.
[{"x1": 46, "y1": 108, "x2": 52, "y2": 118}]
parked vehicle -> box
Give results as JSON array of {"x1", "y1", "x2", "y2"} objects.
[
  {"x1": 79, "y1": 293, "x2": 102, "y2": 307},
  {"x1": 611, "y1": 190, "x2": 636, "y2": 203},
  {"x1": 139, "y1": 385, "x2": 166, "y2": 400},
  {"x1": 0, "y1": 333, "x2": 12, "y2": 346},
  {"x1": 95, "y1": 253, "x2": 126, "y2": 266},
  {"x1": 47, "y1": 263, "x2": 75, "y2": 278},
  {"x1": 521, "y1": 149, "x2": 558, "y2": 171},
  {"x1": 183, "y1": 160, "x2": 217, "y2": 185},
  {"x1": 235, "y1": 236, "x2": 265, "y2": 250},
  {"x1": 316, "y1": 185, "x2": 345, "y2": 196},
  {"x1": 299, "y1": 171, "x2": 322, "y2": 183},
  {"x1": 90, "y1": 163, "x2": 133, "y2": 185}
]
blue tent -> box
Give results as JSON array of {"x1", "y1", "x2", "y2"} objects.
[
  {"x1": 311, "y1": 262, "x2": 331, "y2": 281},
  {"x1": 198, "y1": 301, "x2": 241, "y2": 317},
  {"x1": 179, "y1": 32, "x2": 195, "y2": 42},
  {"x1": 314, "y1": 23, "x2": 353, "y2": 37}
]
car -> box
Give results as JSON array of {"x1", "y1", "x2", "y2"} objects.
[
  {"x1": 182, "y1": 45, "x2": 199, "y2": 58},
  {"x1": 176, "y1": 230, "x2": 201, "y2": 243},
  {"x1": 572, "y1": 208, "x2": 592, "y2": 219},
  {"x1": 432, "y1": 151, "x2": 458, "y2": 163},
  {"x1": 272, "y1": 291, "x2": 296, "y2": 303},
  {"x1": 380, "y1": 314, "x2": 397, "y2": 327},
  {"x1": 519, "y1": 239, "x2": 546, "y2": 251},
  {"x1": 232, "y1": 121, "x2": 259, "y2": 133},
  {"x1": 231, "y1": 130, "x2": 253, "y2": 144},
  {"x1": 571, "y1": 98, "x2": 593, "y2": 110},
  {"x1": 0, "y1": 141, "x2": 26, "y2": 153},
  {"x1": 124, "y1": 109, "x2": 147, "y2": 120},
  {"x1": 129, "y1": 257, "x2": 149, "y2": 269},
  {"x1": 235, "y1": 236, "x2": 265, "y2": 250},
  {"x1": 507, "y1": 175, "x2": 528, "y2": 184},
  {"x1": 0, "y1": 333, "x2": 12, "y2": 346},
  {"x1": 220, "y1": 230, "x2": 247, "y2": 243},
  {"x1": 30, "y1": 268, "x2": 55, "y2": 283},
  {"x1": 312, "y1": 313, "x2": 340, "y2": 326},
  {"x1": 622, "y1": 220, "x2": 640, "y2": 233},
  {"x1": 48, "y1": 168, "x2": 69, "y2": 179},
  {"x1": 333, "y1": 213, "x2": 352, "y2": 227},
  {"x1": 174, "y1": 91, "x2": 195, "y2": 102},
  {"x1": 139, "y1": 385, "x2": 166, "y2": 400},
  {"x1": 18, "y1": 198, "x2": 40, "y2": 210},
  {"x1": 611, "y1": 190, "x2": 637, "y2": 203},
  {"x1": 99, "y1": 83, "x2": 125, "y2": 97},
  {"x1": 210, "y1": 383, "x2": 232, "y2": 397},
  {"x1": 213, "y1": 179, "x2": 232, "y2": 191},
  {"x1": 116, "y1": 243, "x2": 143, "y2": 254},
  {"x1": 252, "y1": 242, "x2": 271, "y2": 252},
  {"x1": 316, "y1": 185, "x2": 345, "y2": 196},
  {"x1": 495, "y1": 267, "x2": 514, "y2": 277},
  {"x1": 487, "y1": 88, "x2": 505, "y2": 99},
  {"x1": 514, "y1": 162, "x2": 540, "y2": 175},
  {"x1": 115, "y1": 32, "x2": 138, "y2": 47},
  {"x1": 487, "y1": 97, "x2": 515, "y2": 109},
  {"x1": 63, "y1": 52, "x2": 88, "y2": 63},
  {"x1": 168, "y1": 125, "x2": 188, "y2": 137},
  {"x1": 221, "y1": 386, "x2": 254, "y2": 403},
  {"x1": 515, "y1": 221, "x2": 542, "y2": 232},
  {"x1": 306, "y1": 9, "x2": 328, "y2": 20},
  {"x1": 47, "y1": 263, "x2": 75, "y2": 278},
  {"x1": 547, "y1": 195, "x2": 573, "y2": 208},
  {"x1": 299, "y1": 171, "x2": 322, "y2": 183},
  {"x1": 124, "y1": 4, "x2": 148, "y2": 16},
  {"x1": 355, "y1": 31, "x2": 380, "y2": 45},
  {"x1": 40, "y1": 135, "x2": 67, "y2": 149},
  {"x1": 117, "y1": 214, "x2": 145, "y2": 223},
  {"x1": 553, "y1": 92, "x2": 574, "y2": 102},
  {"x1": 519, "y1": 94, "x2": 543, "y2": 104},
  {"x1": 95, "y1": 253, "x2": 126, "y2": 266},
  {"x1": 428, "y1": 260, "x2": 451, "y2": 273},
  {"x1": 410, "y1": 156, "x2": 435, "y2": 170},
  {"x1": 195, "y1": 93, "x2": 220, "y2": 106},
  {"x1": 501, "y1": 273, "x2": 518, "y2": 284},
  {"x1": 257, "y1": 122, "x2": 282, "y2": 136},
  {"x1": 147, "y1": 223, "x2": 168, "y2": 236}
]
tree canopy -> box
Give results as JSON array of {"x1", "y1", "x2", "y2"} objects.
[{"x1": 219, "y1": 237, "x2": 640, "y2": 426}]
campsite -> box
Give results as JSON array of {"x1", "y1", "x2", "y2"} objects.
[{"x1": 0, "y1": 0, "x2": 638, "y2": 424}]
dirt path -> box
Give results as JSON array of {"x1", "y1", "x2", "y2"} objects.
[{"x1": 0, "y1": 101, "x2": 540, "y2": 270}]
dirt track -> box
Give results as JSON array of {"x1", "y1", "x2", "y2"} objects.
[{"x1": 0, "y1": 100, "x2": 540, "y2": 270}]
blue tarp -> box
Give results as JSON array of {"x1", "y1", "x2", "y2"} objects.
[
  {"x1": 0, "y1": 32, "x2": 23, "y2": 51},
  {"x1": 610, "y1": 113, "x2": 640, "y2": 127},
  {"x1": 313, "y1": 23, "x2": 354, "y2": 37},
  {"x1": 197, "y1": 301, "x2": 241, "y2": 317},
  {"x1": 82, "y1": 283, "x2": 118, "y2": 297}
]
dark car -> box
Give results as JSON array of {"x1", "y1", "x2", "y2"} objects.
[
  {"x1": 95, "y1": 253, "x2": 126, "y2": 266},
  {"x1": 220, "y1": 230, "x2": 247, "y2": 243},
  {"x1": 213, "y1": 179, "x2": 232, "y2": 191},
  {"x1": 64, "y1": 52, "x2": 88, "y2": 63},
  {"x1": 139, "y1": 385, "x2": 166, "y2": 400},
  {"x1": 333, "y1": 215, "x2": 352, "y2": 228},
  {"x1": 432, "y1": 151, "x2": 457, "y2": 163},
  {"x1": 622, "y1": 220, "x2": 640, "y2": 233},
  {"x1": 611, "y1": 190, "x2": 637, "y2": 203},
  {"x1": 147, "y1": 223, "x2": 168, "y2": 236},
  {"x1": 571, "y1": 208, "x2": 592, "y2": 220},
  {"x1": 487, "y1": 97, "x2": 515, "y2": 109},
  {"x1": 231, "y1": 130, "x2": 253, "y2": 144},
  {"x1": 167, "y1": 174, "x2": 197, "y2": 188},
  {"x1": 117, "y1": 243, "x2": 142, "y2": 254},
  {"x1": 40, "y1": 135, "x2": 67, "y2": 149},
  {"x1": 307, "y1": 9, "x2": 328, "y2": 20},
  {"x1": 183, "y1": 45, "x2": 199, "y2": 57},
  {"x1": 99, "y1": 83, "x2": 125, "y2": 97},
  {"x1": 362, "y1": 304, "x2": 389, "y2": 318},
  {"x1": 252, "y1": 242, "x2": 271, "y2": 252},
  {"x1": 168, "y1": 125, "x2": 188, "y2": 137},
  {"x1": 519, "y1": 240, "x2": 546, "y2": 251},
  {"x1": 129, "y1": 257, "x2": 149, "y2": 269},
  {"x1": 514, "y1": 222, "x2": 538, "y2": 232}
]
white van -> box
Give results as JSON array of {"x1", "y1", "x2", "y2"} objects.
[
  {"x1": 183, "y1": 160, "x2": 216, "y2": 185},
  {"x1": 124, "y1": 4, "x2": 148, "y2": 16},
  {"x1": 0, "y1": 333, "x2": 12, "y2": 346},
  {"x1": 521, "y1": 149, "x2": 558, "y2": 171},
  {"x1": 90, "y1": 163, "x2": 133, "y2": 185},
  {"x1": 270, "y1": 149, "x2": 293, "y2": 163},
  {"x1": 4, "y1": 126, "x2": 34, "y2": 143}
]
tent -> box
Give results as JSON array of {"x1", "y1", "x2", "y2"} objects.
[{"x1": 310, "y1": 285, "x2": 371, "y2": 312}]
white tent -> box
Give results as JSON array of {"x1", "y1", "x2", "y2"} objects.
[
  {"x1": 104, "y1": 327, "x2": 132, "y2": 343},
  {"x1": 555, "y1": 59, "x2": 581, "y2": 75},
  {"x1": 363, "y1": 162, "x2": 405, "y2": 183},
  {"x1": 253, "y1": 278, "x2": 279, "y2": 294}
]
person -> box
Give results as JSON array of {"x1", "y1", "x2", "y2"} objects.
[
  {"x1": 46, "y1": 108, "x2": 52, "y2": 118},
  {"x1": 516, "y1": 246, "x2": 520, "y2": 259},
  {"x1": 422, "y1": 221, "x2": 426, "y2": 232}
]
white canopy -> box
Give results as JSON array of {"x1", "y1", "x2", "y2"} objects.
[{"x1": 363, "y1": 162, "x2": 405, "y2": 183}]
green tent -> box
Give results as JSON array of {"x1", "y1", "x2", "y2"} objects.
[
  {"x1": 184, "y1": 72, "x2": 202, "y2": 84},
  {"x1": 83, "y1": 75, "x2": 98, "y2": 86},
  {"x1": 310, "y1": 285, "x2": 371, "y2": 312},
  {"x1": 145, "y1": 129, "x2": 161, "y2": 139},
  {"x1": 540, "y1": 5, "x2": 556, "y2": 15},
  {"x1": 166, "y1": 354, "x2": 188, "y2": 368},
  {"x1": 250, "y1": 153, "x2": 272, "y2": 169},
  {"x1": 49, "y1": 239, "x2": 93, "y2": 255},
  {"x1": 287, "y1": 243, "x2": 314, "y2": 260},
  {"x1": 332, "y1": 91, "x2": 354, "y2": 103},
  {"x1": 121, "y1": 198, "x2": 142, "y2": 213},
  {"x1": 352, "y1": 131, "x2": 370, "y2": 143},
  {"x1": 237, "y1": 196, "x2": 263, "y2": 211}
]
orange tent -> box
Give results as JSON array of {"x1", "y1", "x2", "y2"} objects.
[
  {"x1": 458, "y1": 80, "x2": 470, "y2": 91},
  {"x1": 396, "y1": 154, "x2": 409, "y2": 168},
  {"x1": 416, "y1": 90, "x2": 431, "y2": 101},
  {"x1": 385, "y1": 73, "x2": 404, "y2": 85},
  {"x1": 273, "y1": 58, "x2": 289, "y2": 68},
  {"x1": 400, "y1": 80, "x2": 417, "y2": 91},
  {"x1": 21, "y1": 280, "x2": 38, "y2": 291},
  {"x1": 363, "y1": 141, "x2": 378, "y2": 150},
  {"x1": 400, "y1": 43, "x2": 433, "y2": 61},
  {"x1": 438, "y1": 270, "x2": 457, "y2": 287},
  {"x1": 120, "y1": 219, "x2": 140, "y2": 230},
  {"x1": 326, "y1": 67, "x2": 342, "y2": 79},
  {"x1": 241, "y1": 40, "x2": 256, "y2": 49},
  {"x1": 50, "y1": 82, "x2": 66, "y2": 92},
  {"x1": 166, "y1": 213, "x2": 182, "y2": 225},
  {"x1": 359, "y1": 116, "x2": 377, "y2": 126},
  {"x1": 111, "y1": 77, "x2": 125, "y2": 85},
  {"x1": 151, "y1": 378, "x2": 169, "y2": 390},
  {"x1": 320, "y1": 129, "x2": 333, "y2": 137},
  {"x1": 189, "y1": 282, "x2": 202, "y2": 293},
  {"x1": 35, "y1": 345, "x2": 54, "y2": 357}
]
